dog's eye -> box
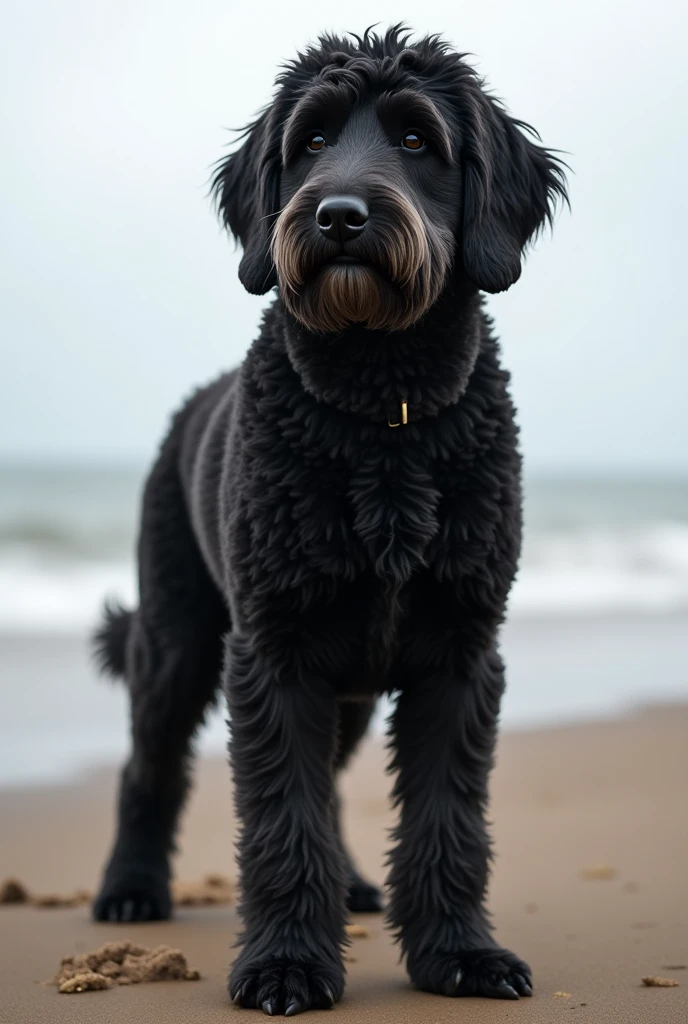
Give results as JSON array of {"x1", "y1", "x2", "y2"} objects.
[
  {"x1": 307, "y1": 133, "x2": 326, "y2": 152},
  {"x1": 401, "y1": 131, "x2": 425, "y2": 151}
]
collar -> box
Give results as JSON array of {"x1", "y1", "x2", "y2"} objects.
[{"x1": 280, "y1": 282, "x2": 484, "y2": 428}]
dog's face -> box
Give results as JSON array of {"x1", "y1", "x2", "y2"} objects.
[
  {"x1": 273, "y1": 89, "x2": 458, "y2": 332},
  {"x1": 213, "y1": 28, "x2": 567, "y2": 334}
]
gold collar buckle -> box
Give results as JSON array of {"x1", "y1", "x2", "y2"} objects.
[{"x1": 388, "y1": 400, "x2": 408, "y2": 428}]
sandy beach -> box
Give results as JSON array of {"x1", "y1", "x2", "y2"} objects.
[{"x1": 1, "y1": 704, "x2": 687, "y2": 1023}]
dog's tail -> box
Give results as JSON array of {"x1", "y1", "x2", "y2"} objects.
[{"x1": 92, "y1": 599, "x2": 134, "y2": 679}]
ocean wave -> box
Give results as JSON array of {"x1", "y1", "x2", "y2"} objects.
[
  {"x1": 0, "y1": 552, "x2": 136, "y2": 633},
  {"x1": 510, "y1": 521, "x2": 688, "y2": 616},
  {"x1": 1, "y1": 523, "x2": 688, "y2": 632}
]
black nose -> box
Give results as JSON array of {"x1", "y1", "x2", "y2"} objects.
[{"x1": 315, "y1": 195, "x2": 369, "y2": 241}]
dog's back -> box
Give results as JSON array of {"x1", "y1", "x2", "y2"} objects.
[{"x1": 94, "y1": 370, "x2": 237, "y2": 682}]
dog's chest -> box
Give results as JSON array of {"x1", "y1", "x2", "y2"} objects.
[
  {"x1": 352, "y1": 445, "x2": 443, "y2": 580},
  {"x1": 299, "y1": 440, "x2": 443, "y2": 584}
]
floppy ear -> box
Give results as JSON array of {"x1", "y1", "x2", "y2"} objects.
[
  {"x1": 211, "y1": 108, "x2": 280, "y2": 295},
  {"x1": 461, "y1": 95, "x2": 568, "y2": 294}
]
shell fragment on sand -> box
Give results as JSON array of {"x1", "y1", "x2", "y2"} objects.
[
  {"x1": 642, "y1": 976, "x2": 679, "y2": 988},
  {"x1": 345, "y1": 924, "x2": 371, "y2": 939},
  {"x1": 579, "y1": 865, "x2": 618, "y2": 881}
]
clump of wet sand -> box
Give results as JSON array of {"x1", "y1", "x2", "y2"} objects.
[
  {"x1": 58, "y1": 972, "x2": 111, "y2": 993},
  {"x1": 49, "y1": 940, "x2": 200, "y2": 993},
  {"x1": 1, "y1": 874, "x2": 233, "y2": 909},
  {"x1": 33, "y1": 890, "x2": 92, "y2": 908},
  {"x1": 1, "y1": 877, "x2": 91, "y2": 909},
  {"x1": 172, "y1": 873, "x2": 233, "y2": 906},
  {"x1": 0, "y1": 878, "x2": 30, "y2": 904}
]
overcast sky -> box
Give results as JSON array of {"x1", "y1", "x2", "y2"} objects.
[{"x1": 1, "y1": 0, "x2": 686, "y2": 473}]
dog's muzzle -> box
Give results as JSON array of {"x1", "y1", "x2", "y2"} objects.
[{"x1": 272, "y1": 179, "x2": 454, "y2": 334}]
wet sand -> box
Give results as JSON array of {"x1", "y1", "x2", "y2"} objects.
[{"x1": 1, "y1": 706, "x2": 687, "y2": 1023}]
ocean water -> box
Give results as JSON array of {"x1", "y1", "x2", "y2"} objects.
[
  {"x1": 1, "y1": 464, "x2": 688, "y2": 631},
  {"x1": 1, "y1": 463, "x2": 687, "y2": 785}
]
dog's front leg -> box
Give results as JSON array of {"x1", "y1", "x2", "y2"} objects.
[
  {"x1": 226, "y1": 634, "x2": 347, "y2": 1016},
  {"x1": 387, "y1": 647, "x2": 533, "y2": 1001}
]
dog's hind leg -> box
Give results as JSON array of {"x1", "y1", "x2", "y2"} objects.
[
  {"x1": 93, "y1": 434, "x2": 228, "y2": 923},
  {"x1": 333, "y1": 700, "x2": 383, "y2": 913}
]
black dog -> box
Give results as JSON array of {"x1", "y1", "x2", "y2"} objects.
[{"x1": 93, "y1": 25, "x2": 567, "y2": 1016}]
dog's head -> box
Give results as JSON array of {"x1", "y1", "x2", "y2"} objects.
[{"x1": 212, "y1": 26, "x2": 567, "y2": 333}]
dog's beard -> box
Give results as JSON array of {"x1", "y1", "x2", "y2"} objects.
[
  {"x1": 294, "y1": 264, "x2": 406, "y2": 333},
  {"x1": 272, "y1": 182, "x2": 453, "y2": 333}
]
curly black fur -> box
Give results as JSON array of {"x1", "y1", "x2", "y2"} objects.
[{"x1": 93, "y1": 24, "x2": 566, "y2": 1015}]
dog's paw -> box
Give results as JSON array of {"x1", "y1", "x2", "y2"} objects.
[
  {"x1": 229, "y1": 956, "x2": 344, "y2": 1015},
  {"x1": 409, "y1": 947, "x2": 532, "y2": 1000},
  {"x1": 93, "y1": 863, "x2": 171, "y2": 922},
  {"x1": 346, "y1": 873, "x2": 383, "y2": 913}
]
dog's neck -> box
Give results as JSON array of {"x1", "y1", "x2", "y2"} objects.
[{"x1": 281, "y1": 278, "x2": 484, "y2": 426}]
